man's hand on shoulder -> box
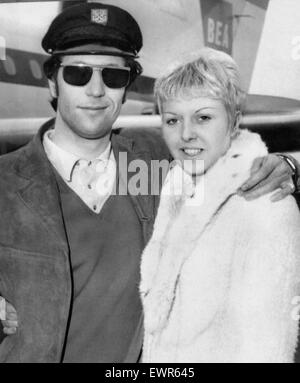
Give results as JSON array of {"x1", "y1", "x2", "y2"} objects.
[{"x1": 238, "y1": 154, "x2": 299, "y2": 202}]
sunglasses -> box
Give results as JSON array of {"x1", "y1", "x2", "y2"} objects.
[{"x1": 60, "y1": 64, "x2": 131, "y2": 88}]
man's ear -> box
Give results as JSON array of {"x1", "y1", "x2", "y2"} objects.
[{"x1": 48, "y1": 79, "x2": 58, "y2": 98}]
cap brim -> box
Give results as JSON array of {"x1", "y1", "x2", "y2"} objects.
[{"x1": 53, "y1": 44, "x2": 137, "y2": 58}]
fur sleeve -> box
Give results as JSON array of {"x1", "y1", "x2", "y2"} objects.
[{"x1": 232, "y1": 195, "x2": 300, "y2": 363}]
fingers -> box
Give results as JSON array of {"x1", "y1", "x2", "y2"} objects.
[
  {"x1": 270, "y1": 181, "x2": 296, "y2": 202},
  {"x1": 240, "y1": 157, "x2": 274, "y2": 192},
  {"x1": 3, "y1": 327, "x2": 17, "y2": 335},
  {"x1": 239, "y1": 175, "x2": 295, "y2": 201},
  {"x1": 0, "y1": 300, "x2": 18, "y2": 335},
  {"x1": 249, "y1": 156, "x2": 264, "y2": 176},
  {"x1": 2, "y1": 320, "x2": 18, "y2": 328},
  {"x1": 239, "y1": 176, "x2": 282, "y2": 200},
  {"x1": 240, "y1": 154, "x2": 293, "y2": 196},
  {"x1": 6, "y1": 302, "x2": 17, "y2": 317},
  {"x1": 2, "y1": 318, "x2": 18, "y2": 335},
  {"x1": 0, "y1": 296, "x2": 5, "y2": 321}
]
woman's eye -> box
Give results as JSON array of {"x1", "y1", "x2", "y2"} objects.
[
  {"x1": 165, "y1": 118, "x2": 179, "y2": 126},
  {"x1": 197, "y1": 115, "x2": 211, "y2": 122}
]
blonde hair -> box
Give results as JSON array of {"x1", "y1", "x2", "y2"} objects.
[{"x1": 154, "y1": 48, "x2": 244, "y2": 129}]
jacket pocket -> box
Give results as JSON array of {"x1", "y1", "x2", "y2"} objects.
[{"x1": 0, "y1": 245, "x2": 71, "y2": 363}]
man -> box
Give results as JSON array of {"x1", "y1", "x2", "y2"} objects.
[{"x1": 0, "y1": 2, "x2": 298, "y2": 363}]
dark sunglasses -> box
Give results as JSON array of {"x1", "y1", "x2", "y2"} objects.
[{"x1": 60, "y1": 64, "x2": 131, "y2": 88}]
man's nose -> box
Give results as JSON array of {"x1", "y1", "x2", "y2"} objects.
[
  {"x1": 181, "y1": 120, "x2": 197, "y2": 141},
  {"x1": 86, "y1": 69, "x2": 105, "y2": 97}
]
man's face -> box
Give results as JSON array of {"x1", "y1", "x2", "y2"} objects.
[{"x1": 50, "y1": 54, "x2": 126, "y2": 140}]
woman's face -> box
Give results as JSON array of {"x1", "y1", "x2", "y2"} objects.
[{"x1": 161, "y1": 96, "x2": 233, "y2": 176}]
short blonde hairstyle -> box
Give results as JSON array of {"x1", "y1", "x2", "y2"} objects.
[{"x1": 154, "y1": 48, "x2": 244, "y2": 129}]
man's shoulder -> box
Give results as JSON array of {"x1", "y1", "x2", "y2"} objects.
[
  {"x1": 0, "y1": 142, "x2": 31, "y2": 184},
  {"x1": 115, "y1": 127, "x2": 171, "y2": 159},
  {"x1": 0, "y1": 145, "x2": 26, "y2": 168}
]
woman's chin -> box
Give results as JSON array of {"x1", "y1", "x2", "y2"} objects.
[{"x1": 180, "y1": 159, "x2": 206, "y2": 177}]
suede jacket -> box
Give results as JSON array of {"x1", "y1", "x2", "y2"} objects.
[{"x1": 0, "y1": 120, "x2": 170, "y2": 363}]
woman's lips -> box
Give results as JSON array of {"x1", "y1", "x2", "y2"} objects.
[{"x1": 181, "y1": 148, "x2": 204, "y2": 157}]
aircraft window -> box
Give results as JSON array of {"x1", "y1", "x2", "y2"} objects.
[
  {"x1": 2, "y1": 55, "x2": 16, "y2": 76},
  {"x1": 29, "y1": 59, "x2": 43, "y2": 80}
]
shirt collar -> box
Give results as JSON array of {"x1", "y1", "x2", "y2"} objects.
[{"x1": 43, "y1": 129, "x2": 112, "y2": 182}]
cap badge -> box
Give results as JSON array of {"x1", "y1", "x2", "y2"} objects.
[{"x1": 91, "y1": 9, "x2": 108, "y2": 25}]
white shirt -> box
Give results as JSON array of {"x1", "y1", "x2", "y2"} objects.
[{"x1": 43, "y1": 129, "x2": 116, "y2": 214}]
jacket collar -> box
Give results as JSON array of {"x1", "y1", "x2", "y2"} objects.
[
  {"x1": 43, "y1": 128, "x2": 112, "y2": 182},
  {"x1": 14, "y1": 119, "x2": 56, "y2": 180},
  {"x1": 14, "y1": 119, "x2": 69, "y2": 253},
  {"x1": 14, "y1": 121, "x2": 156, "y2": 250},
  {"x1": 111, "y1": 129, "x2": 156, "y2": 225}
]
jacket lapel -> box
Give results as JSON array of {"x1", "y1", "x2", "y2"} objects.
[
  {"x1": 14, "y1": 121, "x2": 69, "y2": 253},
  {"x1": 111, "y1": 131, "x2": 157, "y2": 243},
  {"x1": 14, "y1": 126, "x2": 160, "y2": 251}
]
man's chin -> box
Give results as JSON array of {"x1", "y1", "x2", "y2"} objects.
[
  {"x1": 72, "y1": 126, "x2": 111, "y2": 140},
  {"x1": 80, "y1": 131, "x2": 112, "y2": 140}
]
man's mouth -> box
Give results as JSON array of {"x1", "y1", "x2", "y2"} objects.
[{"x1": 79, "y1": 105, "x2": 108, "y2": 111}]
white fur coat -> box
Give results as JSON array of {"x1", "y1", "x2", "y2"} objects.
[{"x1": 140, "y1": 130, "x2": 300, "y2": 363}]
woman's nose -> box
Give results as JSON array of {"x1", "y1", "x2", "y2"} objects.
[
  {"x1": 181, "y1": 121, "x2": 197, "y2": 141},
  {"x1": 86, "y1": 69, "x2": 105, "y2": 97}
]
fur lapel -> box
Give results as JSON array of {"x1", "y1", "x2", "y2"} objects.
[{"x1": 140, "y1": 130, "x2": 268, "y2": 334}]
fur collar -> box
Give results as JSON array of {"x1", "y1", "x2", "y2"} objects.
[{"x1": 140, "y1": 129, "x2": 268, "y2": 334}]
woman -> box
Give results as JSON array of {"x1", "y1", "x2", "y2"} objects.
[{"x1": 140, "y1": 48, "x2": 300, "y2": 363}]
